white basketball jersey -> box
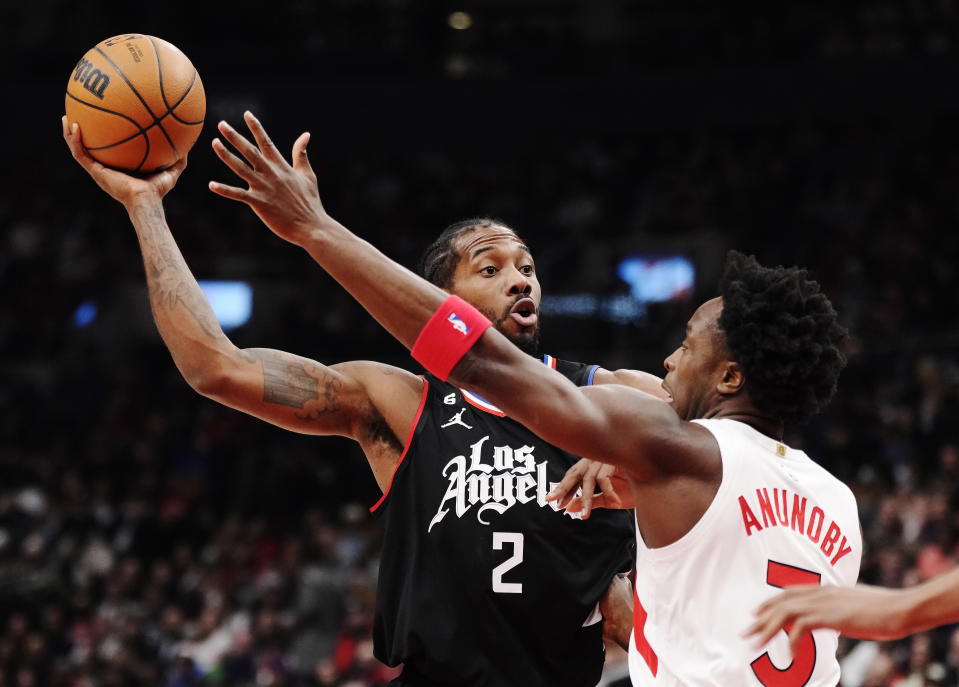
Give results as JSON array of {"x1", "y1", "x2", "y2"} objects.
[{"x1": 628, "y1": 418, "x2": 861, "y2": 686}]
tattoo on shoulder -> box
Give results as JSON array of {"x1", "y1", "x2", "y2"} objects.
[{"x1": 245, "y1": 350, "x2": 342, "y2": 419}]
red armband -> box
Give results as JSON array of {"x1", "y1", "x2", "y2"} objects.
[{"x1": 411, "y1": 295, "x2": 492, "y2": 381}]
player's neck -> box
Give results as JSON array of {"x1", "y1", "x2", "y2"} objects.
[{"x1": 706, "y1": 403, "x2": 784, "y2": 441}]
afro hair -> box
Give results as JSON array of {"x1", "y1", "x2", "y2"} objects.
[{"x1": 718, "y1": 250, "x2": 847, "y2": 426}]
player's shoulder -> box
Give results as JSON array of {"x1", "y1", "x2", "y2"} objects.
[
  {"x1": 787, "y1": 448, "x2": 860, "y2": 525},
  {"x1": 591, "y1": 367, "x2": 669, "y2": 400},
  {"x1": 332, "y1": 360, "x2": 425, "y2": 402},
  {"x1": 810, "y1": 458, "x2": 858, "y2": 508}
]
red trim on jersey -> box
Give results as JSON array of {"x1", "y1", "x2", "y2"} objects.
[
  {"x1": 460, "y1": 354, "x2": 558, "y2": 417},
  {"x1": 462, "y1": 389, "x2": 507, "y2": 417},
  {"x1": 633, "y1": 587, "x2": 659, "y2": 676},
  {"x1": 369, "y1": 378, "x2": 430, "y2": 513}
]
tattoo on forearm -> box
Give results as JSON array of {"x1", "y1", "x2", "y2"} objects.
[
  {"x1": 131, "y1": 204, "x2": 225, "y2": 342},
  {"x1": 243, "y1": 350, "x2": 342, "y2": 419}
]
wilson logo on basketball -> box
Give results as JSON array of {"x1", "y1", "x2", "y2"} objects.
[{"x1": 72, "y1": 58, "x2": 110, "y2": 100}]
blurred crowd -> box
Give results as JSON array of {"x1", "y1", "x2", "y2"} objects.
[
  {"x1": 3, "y1": 113, "x2": 959, "y2": 685},
  {"x1": 8, "y1": 0, "x2": 959, "y2": 80}
]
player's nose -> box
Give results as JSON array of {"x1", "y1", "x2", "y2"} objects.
[
  {"x1": 663, "y1": 350, "x2": 678, "y2": 372},
  {"x1": 506, "y1": 268, "x2": 532, "y2": 296}
]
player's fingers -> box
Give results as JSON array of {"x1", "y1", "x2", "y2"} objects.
[
  {"x1": 742, "y1": 615, "x2": 762, "y2": 638},
  {"x1": 567, "y1": 494, "x2": 612, "y2": 513},
  {"x1": 62, "y1": 119, "x2": 84, "y2": 159},
  {"x1": 243, "y1": 111, "x2": 286, "y2": 164},
  {"x1": 291, "y1": 132, "x2": 316, "y2": 179},
  {"x1": 162, "y1": 156, "x2": 189, "y2": 185},
  {"x1": 217, "y1": 120, "x2": 265, "y2": 170},
  {"x1": 209, "y1": 180, "x2": 252, "y2": 203},
  {"x1": 546, "y1": 465, "x2": 582, "y2": 503},
  {"x1": 788, "y1": 618, "x2": 815, "y2": 655},
  {"x1": 597, "y1": 474, "x2": 623, "y2": 509},
  {"x1": 580, "y1": 470, "x2": 597, "y2": 518},
  {"x1": 157, "y1": 155, "x2": 188, "y2": 177},
  {"x1": 212, "y1": 138, "x2": 255, "y2": 182},
  {"x1": 66, "y1": 122, "x2": 107, "y2": 174},
  {"x1": 744, "y1": 612, "x2": 783, "y2": 648}
]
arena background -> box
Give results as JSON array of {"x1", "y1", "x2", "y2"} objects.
[{"x1": 3, "y1": 2, "x2": 959, "y2": 685}]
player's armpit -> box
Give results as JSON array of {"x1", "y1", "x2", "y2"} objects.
[{"x1": 196, "y1": 348, "x2": 423, "y2": 441}]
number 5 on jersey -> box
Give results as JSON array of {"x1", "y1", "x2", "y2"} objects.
[
  {"x1": 492, "y1": 532, "x2": 524, "y2": 594},
  {"x1": 752, "y1": 561, "x2": 822, "y2": 687}
]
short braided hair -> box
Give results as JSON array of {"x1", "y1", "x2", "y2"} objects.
[
  {"x1": 418, "y1": 218, "x2": 513, "y2": 288},
  {"x1": 718, "y1": 251, "x2": 847, "y2": 426}
]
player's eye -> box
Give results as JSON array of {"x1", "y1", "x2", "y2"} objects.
[
  {"x1": 480, "y1": 266, "x2": 498, "y2": 276},
  {"x1": 520, "y1": 264, "x2": 535, "y2": 275}
]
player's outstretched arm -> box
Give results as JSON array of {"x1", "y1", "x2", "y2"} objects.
[
  {"x1": 208, "y1": 113, "x2": 707, "y2": 481},
  {"x1": 593, "y1": 368, "x2": 667, "y2": 398},
  {"x1": 539, "y1": 369, "x2": 668, "y2": 516},
  {"x1": 62, "y1": 117, "x2": 423, "y2": 452},
  {"x1": 747, "y1": 568, "x2": 959, "y2": 651}
]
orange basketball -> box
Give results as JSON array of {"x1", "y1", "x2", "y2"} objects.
[{"x1": 65, "y1": 34, "x2": 205, "y2": 174}]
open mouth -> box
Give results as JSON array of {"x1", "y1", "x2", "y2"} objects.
[
  {"x1": 661, "y1": 381, "x2": 673, "y2": 402},
  {"x1": 509, "y1": 297, "x2": 538, "y2": 328}
]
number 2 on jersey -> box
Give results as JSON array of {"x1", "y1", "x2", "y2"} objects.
[
  {"x1": 492, "y1": 532, "x2": 524, "y2": 594},
  {"x1": 751, "y1": 560, "x2": 822, "y2": 686}
]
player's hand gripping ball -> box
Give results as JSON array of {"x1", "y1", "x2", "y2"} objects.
[{"x1": 65, "y1": 34, "x2": 205, "y2": 174}]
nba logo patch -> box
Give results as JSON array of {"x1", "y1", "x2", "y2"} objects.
[{"x1": 448, "y1": 312, "x2": 469, "y2": 335}]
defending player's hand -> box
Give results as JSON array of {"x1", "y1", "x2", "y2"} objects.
[
  {"x1": 745, "y1": 584, "x2": 909, "y2": 653},
  {"x1": 600, "y1": 573, "x2": 633, "y2": 652},
  {"x1": 546, "y1": 458, "x2": 631, "y2": 518},
  {"x1": 209, "y1": 111, "x2": 332, "y2": 247},
  {"x1": 62, "y1": 116, "x2": 187, "y2": 207}
]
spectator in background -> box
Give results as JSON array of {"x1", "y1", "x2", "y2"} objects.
[{"x1": 4, "y1": 107, "x2": 959, "y2": 684}]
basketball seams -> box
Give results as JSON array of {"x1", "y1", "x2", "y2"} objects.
[
  {"x1": 65, "y1": 90, "x2": 147, "y2": 135},
  {"x1": 145, "y1": 36, "x2": 181, "y2": 158},
  {"x1": 148, "y1": 36, "x2": 175, "y2": 114},
  {"x1": 69, "y1": 36, "x2": 204, "y2": 173},
  {"x1": 94, "y1": 45, "x2": 158, "y2": 123},
  {"x1": 64, "y1": 90, "x2": 151, "y2": 171},
  {"x1": 88, "y1": 130, "x2": 148, "y2": 151},
  {"x1": 147, "y1": 37, "x2": 203, "y2": 126},
  {"x1": 167, "y1": 71, "x2": 204, "y2": 126}
]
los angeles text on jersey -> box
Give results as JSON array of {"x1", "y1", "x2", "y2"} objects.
[
  {"x1": 738, "y1": 487, "x2": 854, "y2": 566},
  {"x1": 428, "y1": 434, "x2": 573, "y2": 532}
]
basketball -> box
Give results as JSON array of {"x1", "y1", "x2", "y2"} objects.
[{"x1": 64, "y1": 34, "x2": 205, "y2": 174}]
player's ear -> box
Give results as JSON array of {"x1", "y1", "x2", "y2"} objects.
[{"x1": 717, "y1": 361, "x2": 745, "y2": 396}]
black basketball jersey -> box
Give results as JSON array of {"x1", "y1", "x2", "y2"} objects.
[{"x1": 371, "y1": 355, "x2": 635, "y2": 687}]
